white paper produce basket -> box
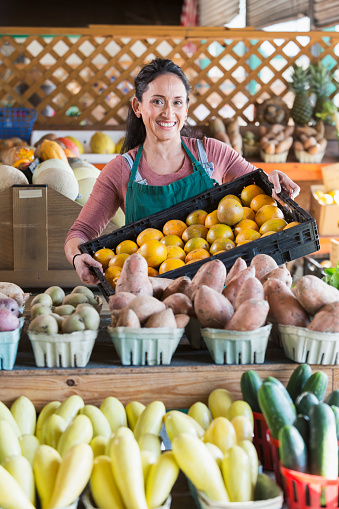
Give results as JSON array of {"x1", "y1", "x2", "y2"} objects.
[
  {"x1": 82, "y1": 489, "x2": 171, "y2": 509},
  {"x1": 0, "y1": 316, "x2": 25, "y2": 370},
  {"x1": 279, "y1": 324, "x2": 339, "y2": 364},
  {"x1": 27, "y1": 329, "x2": 98, "y2": 368},
  {"x1": 201, "y1": 324, "x2": 272, "y2": 365},
  {"x1": 294, "y1": 148, "x2": 325, "y2": 164},
  {"x1": 194, "y1": 490, "x2": 283, "y2": 509},
  {"x1": 107, "y1": 326, "x2": 184, "y2": 366},
  {"x1": 260, "y1": 149, "x2": 288, "y2": 164}
]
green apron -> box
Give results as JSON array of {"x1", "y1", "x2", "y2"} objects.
[{"x1": 125, "y1": 139, "x2": 218, "y2": 224}]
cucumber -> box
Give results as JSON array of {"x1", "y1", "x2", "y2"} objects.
[
  {"x1": 331, "y1": 405, "x2": 339, "y2": 440},
  {"x1": 303, "y1": 372, "x2": 328, "y2": 402},
  {"x1": 286, "y1": 364, "x2": 312, "y2": 403},
  {"x1": 309, "y1": 403, "x2": 338, "y2": 478},
  {"x1": 263, "y1": 377, "x2": 294, "y2": 407},
  {"x1": 293, "y1": 414, "x2": 310, "y2": 449},
  {"x1": 325, "y1": 390, "x2": 339, "y2": 407},
  {"x1": 257, "y1": 382, "x2": 297, "y2": 439},
  {"x1": 254, "y1": 473, "x2": 282, "y2": 501},
  {"x1": 240, "y1": 370, "x2": 262, "y2": 413},
  {"x1": 279, "y1": 425, "x2": 308, "y2": 473},
  {"x1": 295, "y1": 392, "x2": 319, "y2": 417}
]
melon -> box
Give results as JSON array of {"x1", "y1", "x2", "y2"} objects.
[
  {"x1": 0, "y1": 165, "x2": 29, "y2": 191},
  {"x1": 34, "y1": 168, "x2": 79, "y2": 200},
  {"x1": 68, "y1": 158, "x2": 94, "y2": 170},
  {"x1": 55, "y1": 137, "x2": 80, "y2": 157},
  {"x1": 32, "y1": 159, "x2": 73, "y2": 184},
  {"x1": 75, "y1": 177, "x2": 97, "y2": 205},
  {"x1": 90, "y1": 132, "x2": 115, "y2": 154},
  {"x1": 66, "y1": 136, "x2": 84, "y2": 154},
  {"x1": 73, "y1": 166, "x2": 100, "y2": 181},
  {"x1": 110, "y1": 207, "x2": 125, "y2": 228},
  {"x1": 115, "y1": 136, "x2": 125, "y2": 154}
]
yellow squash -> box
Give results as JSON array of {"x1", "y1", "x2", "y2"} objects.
[
  {"x1": 57, "y1": 414, "x2": 93, "y2": 457},
  {"x1": 146, "y1": 451, "x2": 179, "y2": 509},
  {"x1": 222, "y1": 445, "x2": 252, "y2": 502},
  {"x1": 2, "y1": 455, "x2": 35, "y2": 505},
  {"x1": 133, "y1": 401, "x2": 166, "y2": 441},
  {"x1": 35, "y1": 401, "x2": 61, "y2": 442},
  {"x1": 100, "y1": 397, "x2": 127, "y2": 433},
  {"x1": 0, "y1": 465, "x2": 35, "y2": 509},
  {"x1": 90, "y1": 455, "x2": 125, "y2": 509},
  {"x1": 10, "y1": 396, "x2": 36, "y2": 436},
  {"x1": 126, "y1": 401, "x2": 146, "y2": 431},
  {"x1": 33, "y1": 445, "x2": 61, "y2": 509}
]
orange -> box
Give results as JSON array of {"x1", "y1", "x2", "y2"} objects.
[
  {"x1": 182, "y1": 225, "x2": 209, "y2": 242},
  {"x1": 237, "y1": 240, "x2": 252, "y2": 245},
  {"x1": 108, "y1": 253, "x2": 130, "y2": 268},
  {"x1": 283, "y1": 221, "x2": 301, "y2": 230},
  {"x1": 166, "y1": 245, "x2": 186, "y2": 261},
  {"x1": 185, "y1": 248, "x2": 210, "y2": 263},
  {"x1": 213, "y1": 250, "x2": 226, "y2": 255},
  {"x1": 185, "y1": 259, "x2": 200, "y2": 265},
  {"x1": 148, "y1": 267, "x2": 159, "y2": 276},
  {"x1": 138, "y1": 240, "x2": 167, "y2": 268},
  {"x1": 217, "y1": 199, "x2": 244, "y2": 226},
  {"x1": 206, "y1": 223, "x2": 234, "y2": 244},
  {"x1": 160, "y1": 235, "x2": 184, "y2": 248},
  {"x1": 242, "y1": 207, "x2": 256, "y2": 221},
  {"x1": 240, "y1": 184, "x2": 265, "y2": 207},
  {"x1": 250, "y1": 194, "x2": 277, "y2": 212},
  {"x1": 136, "y1": 228, "x2": 164, "y2": 247},
  {"x1": 255, "y1": 205, "x2": 284, "y2": 227},
  {"x1": 159, "y1": 258, "x2": 185, "y2": 274},
  {"x1": 111, "y1": 275, "x2": 121, "y2": 290},
  {"x1": 115, "y1": 240, "x2": 138, "y2": 255},
  {"x1": 163, "y1": 219, "x2": 187, "y2": 237},
  {"x1": 219, "y1": 194, "x2": 242, "y2": 205},
  {"x1": 93, "y1": 248, "x2": 115, "y2": 271},
  {"x1": 104, "y1": 266, "x2": 122, "y2": 286},
  {"x1": 234, "y1": 219, "x2": 259, "y2": 237},
  {"x1": 186, "y1": 209, "x2": 208, "y2": 226},
  {"x1": 261, "y1": 231, "x2": 275, "y2": 237},
  {"x1": 205, "y1": 210, "x2": 220, "y2": 228},
  {"x1": 235, "y1": 229, "x2": 261, "y2": 244},
  {"x1": 210, "y1": 238, "x2": 235, "y2": 255},
  {"x1": 259, "y1": 218, "x2": 287, "y2": 234},
  {"x1": 184, "y1": 237, "x2": 210, "y2": 254}
]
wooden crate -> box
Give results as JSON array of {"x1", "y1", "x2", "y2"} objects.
[{"x1": 0, "y1": 185, "x2": 116, "y2": 289}]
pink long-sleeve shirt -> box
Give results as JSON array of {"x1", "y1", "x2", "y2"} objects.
[{"x1": 65, "y1": 136, "x2": 257, "y2": 244}]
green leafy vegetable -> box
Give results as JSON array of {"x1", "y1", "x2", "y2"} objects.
[{"x1": 323, "y1": 261, "x2": 339, "y2": 290}]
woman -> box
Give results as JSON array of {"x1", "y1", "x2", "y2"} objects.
[{"x1": 65, "y1": 58, "x2": 300, "y2": 284}]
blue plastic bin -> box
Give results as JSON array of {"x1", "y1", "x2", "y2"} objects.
[{"x1": 0, "y1": 108, "x2": 37, "y2": 142}]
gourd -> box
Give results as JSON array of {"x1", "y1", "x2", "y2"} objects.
[{"x1": 36, "y1": 140, "x2": 68, "y2": 162}]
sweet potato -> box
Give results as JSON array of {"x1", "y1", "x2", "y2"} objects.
[
  {"x1": 250, "y1": 254, "x2": 278, "y2": 281},
  {"x1": 225, "y1": 299, "x2": 269, "y2": 331},
  {"x1": 115, "y1": 253, "x2": 153, "y2": 296},
  {"x1": 162, "y1": 276, "x2": 192, "y2": 300},
  {"x1": 175, "y1": 314, "x2": 190, "y2": 328},
  {"x1": 189, "y1": 259, "x2": 227, "y2": 299},
  {"x1": 264, "y1": 278, "x2": 310, "y2": 327},
  {"x1": 234, "y1": 277, "x2": 264, "y2": 311},
  {"x1": 194, "y1": 285, "x2": 234, "y2": 328},
  {"x1": 145, "y1": 308, "x2": 177, "y2": 328},
  {"x1": 222, "y1": 267, "x2": 255, "y2": 307},
  {"x1": 108, "y1": 292, "x2": 136, "y2": 312},
  {"x1": 162, "y1": 293, "x2": 194, "y2": 316},
  {"x1": 307, "y1": 302, "x2": 339, "y2": 333},
  {"x1": 116, "y1": 308, "x2": 141, "y2": 328},
  {"x1": 149, "y1": 277, "x2": 174, "y2": 299},
  {"x1": 293, "y1": 275, "x2": 339, "y2": 316},
  {"x1": 126, "y1": 296, "x2": 166, "y2": 324},
  {"x1": 260, "y1": 267, "x2": 292, "y2": 288},
  {"x1": 224, "y1": 258, "x2": 247, "y2": 285}
]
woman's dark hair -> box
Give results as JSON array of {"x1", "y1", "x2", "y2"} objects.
[{"x1": 121, "y1": 58, "x2": 193, "y2": 153}]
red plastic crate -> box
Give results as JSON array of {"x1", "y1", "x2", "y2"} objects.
[
  {"x1": 267, "y1": 430, "x2": 282, "y2": 487},
  {"x1": 253, "y1": 411, "x2": 274, "y2": 471}
]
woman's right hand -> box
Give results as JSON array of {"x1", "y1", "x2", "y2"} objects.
[{"x1": 73, "y1": 253, "x2": 104, "y2": 285}]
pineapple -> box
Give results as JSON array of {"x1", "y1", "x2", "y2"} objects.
[
  {"x1": 309, "y1": 62, "x2": 334, "y2": 119},
  {"x1": 289, "y1": 65, "x2": 313, "y2": 125}
]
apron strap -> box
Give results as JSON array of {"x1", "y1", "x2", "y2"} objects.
[
  {"x1": 122, "y1": 148, "x2": 147, "y2": 185},
  {"x1": 196, "y1": 138, "x2": 215, "y2": 177}
]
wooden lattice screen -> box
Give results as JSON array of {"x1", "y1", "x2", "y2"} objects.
[{"x1": 0, "y1": 26, "x2": 339, "y2": 128}]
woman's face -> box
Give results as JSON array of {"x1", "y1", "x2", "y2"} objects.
[{"x1": 132, "y1": 73, "x2": 188, "y2": 143}]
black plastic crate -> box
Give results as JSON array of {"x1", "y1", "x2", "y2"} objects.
[{"x1": 79, "y1": 168, "x2": 320, "y2": 301}]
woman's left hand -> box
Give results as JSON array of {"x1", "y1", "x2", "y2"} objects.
[{"x1": 268, "y1": 170, "x2": 300, "y2": 205}]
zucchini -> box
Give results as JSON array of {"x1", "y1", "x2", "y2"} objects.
[
  {"x1": 279, "y1": 425, "x2": 308, "y2": 473},
  {"x1": 331, "y1": 405, "x2": 339, "y2": 440},
  {"x1": 293, "y1": 414, "x2": 310, "y2": 449},
  {"x1": 254, "y1": 473, "x2": 282, "y2": 501},
  {"x1": 257, "y1": 382, "x2": 296, "y2": 439},
  {"x1": 286, "y1": 364, "x2": 312, "y2": 403},
  {"x1": 325, "y1": 390, "x2": 339, "y2": 408},
  {"x1": 240, "y1": 371, "x2": 262, "y2": 413},
  {"x1": 309, "y1": 403, "x2": 338, "y2": 479},
  {"x1": 303, "y1": 372, "x2": 328, "y2": 402},
  {"x1": 295, "y1": 392, "x2": 319, "y2": 418}
]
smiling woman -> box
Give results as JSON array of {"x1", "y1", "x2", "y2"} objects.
[{"x1": 64, "y1": 57, "x2": 300, "y2": 285}]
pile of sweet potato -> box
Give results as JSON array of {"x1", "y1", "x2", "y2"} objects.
[
  {"x1": 294, "y1": 122, "x2": 327, "y2": 156},
  {"x1": 259, "y1": 124, "x2": 294, "y2": 156}
]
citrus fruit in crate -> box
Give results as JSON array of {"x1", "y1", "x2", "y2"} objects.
[
  {"x1": 240, "y1": 184, "x2": 265, "y2": 206},
  {"x1": 105, "y1": 266, "x2": 122, "y2": 287},
  {"x1": 255, "y1": 205, "x2": 284, "y2": 227},
  {"x1": 148, "y1": 267, "x2": 159, "y2": 276},
  {"x1": 184, "y1": 237, "x2": 210, "y2": 254},
  {"x1": 219, "y1": 194, "x2": 242, "y2": 205},
  {"x1": 186, "y1": 209, "x2": 208, "y2": 226},
  {"x1": 182, "y1": 225, "x2": 209, "y2": 242},
  {"x1": 138, "y1": 240, "x2": 167, "y2": 268},
  {"x1": 283, "y1": 221, "x2": 300, "y2": 230},
  {"x1": 115, "y1": 240, "x2": 138, "y2": 255},
  {"x1": 209, "y1": 238, "x2": 235, "y2": 254},
  {"x1": 235, "y1": 229, "x2": 261, "y2": 244},
  {"x1": 250, "y1": 194, "x2": 277, "y2": 212},
  {"x1": 206, "y1": 224, "x2": 234, "y2": 244},
  {"x1": 93, "y1": 248, "x2": 115, "y2": 271},
  {"x1": 217, "y1": 198, "x2": 244, "y2": 226},
  {"x1": 166, "y1": 246, "x2": 186, "y2": 261},
  {"x1": 160, "y1": 235, "x2": 184, "y2": 248},
  {"x1": 108, "y1": 253, "x2": 130, "y2": 268},
  {"x1": 163, "y1": 219, "x2": 187, "y2": 237},
  {"x1": 159, "y1": 258, "x2": 185, "y2": 274},
  {"x1": 242, "y1": 207, "x2": 256, "y2": 221},
  {"x1": 259, "y1": 218, "x2": 287, "y2": 234},
  {"x1": 136, "y1": 228, "x2": 164, "y2": 246},
  {"x1": 185, "y1": 249, "x2": 210, "y2": 263},
  {"x1": 204, "y1": 210, "x2": 220, "y2": 228},
  {"x1": 234, "y1": 219, "x2": 259, "y2": 237}
]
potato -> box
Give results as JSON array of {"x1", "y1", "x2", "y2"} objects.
[
  {"x1": 116, "y1": 308, "x2": 141, "y2": 328},
  {"x1": 162, "y1": 276, "x2": 192, "y2": 300},
  {"x1": 126, "y1": 296, "x2": 166, "y2": 324},
  {"x1": 264, "y1": 278, "x2": 310, "y2": 327},
  {"x1": 149, "y1": 277, "x2": 174, "y2": 299},
  {"x1": 0, "y1": 282, "x2": 30, "y2": 307},
  {"x1": 293, "y1": 275, "x2": 339, "y2": 316},
  {"x1": 225, "y1": 299, "x2": 269, "y2": 331},
  {"x1": 115, "y1": 253, "x2": 153, "y2": 296},
  {"x1": 162, "y1": 293, "x2": 194, "y2": 316},
  {"x1": 260, "y1": 267, "x2": 292, "y2": 288},
  {"x1": 250, "y1": 254, "x2": 278, "y2": 281},
  {"x1": 307, "y1": 302, "x2": 339, "y2": 333},
  {"x1": 189, "y1": 259, "x2": 227, "y2": 299},
  {"x1": 225, "y1": 258, "x2": 247, "y2": 285},
  {"x1": 222, "y1": 267, "x2": 255, "y2": 307},
  {"x1": 234, "y1": 277, "x2": 264, "y2": 311},
  {"x1": 108, "y1": 292, "x2": 136, "y2": 312},
  {"x1": 175, "y1": 314, "x2": 190, "y2": 328},
  {"x1": 144, "y1": 308, "x2": 177, "y2": 328},
  {"x1": 194, "y1": 285, "x2": 234, "y2": 328}
]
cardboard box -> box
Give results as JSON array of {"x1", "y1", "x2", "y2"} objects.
[
  {"x1": 331, "y1": 238, "x2": 339, "y2": 267},
  {"x1": 310, "y1": 185, "x2": 339, "y2": 236}
]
